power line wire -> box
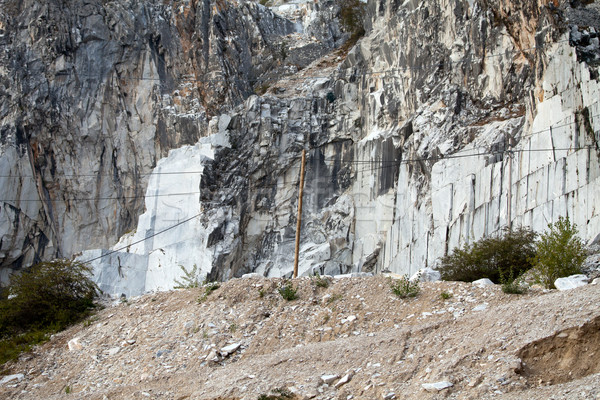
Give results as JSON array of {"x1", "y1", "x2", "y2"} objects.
[
  {"x1": 3, "y1": 108, "x2": 597, "y2": 180},
  {"x1": 82, "y1": 212, "x2": 203, "y2": 264}
]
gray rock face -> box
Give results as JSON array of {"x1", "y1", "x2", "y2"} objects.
[
  {"x1": 0, "y1": 0, "x2": 336, "y2": 276},
  {"x1": 2, "y1": 0, "x2": 600, "y2": 295}
]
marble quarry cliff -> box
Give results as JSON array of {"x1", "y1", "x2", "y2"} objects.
[{"x1": 1, "y1": 0, "x2": 600, "y2": 295}]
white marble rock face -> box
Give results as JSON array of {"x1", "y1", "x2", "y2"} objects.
[{"x1": 2, "y1": 0, "x2": 600, "y2": 295}]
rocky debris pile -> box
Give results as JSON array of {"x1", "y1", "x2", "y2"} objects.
[{"x1": 0, "y1": 275, "x2": 599, "y2": 399}]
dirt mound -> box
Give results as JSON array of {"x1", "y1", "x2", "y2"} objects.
[
  {"x1": 518, "y1": 315, "x2": 600, "y2": 385},
  {"x1": 0, "y1": 276, "x2": 599, "y2": 400}
]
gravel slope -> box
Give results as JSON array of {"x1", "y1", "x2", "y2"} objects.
[{"x1": 1, "y1": 275, "x2": 599, "y2": 400}]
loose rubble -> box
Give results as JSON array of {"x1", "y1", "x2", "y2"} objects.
[{"x1": 0, "y1": 276, "x2": 599, "y2": 400}]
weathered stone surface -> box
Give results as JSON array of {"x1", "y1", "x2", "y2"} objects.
[{"x1": 0, "y1": 0, "x2": 339, "y2": 279}]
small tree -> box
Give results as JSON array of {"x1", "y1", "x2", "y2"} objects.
[
  {"x1": 531, "y1": 216, "x2": 586, "y2": 289},
  {"x1": 0, "y1": 259, "x2": 98, "y2": 336}
]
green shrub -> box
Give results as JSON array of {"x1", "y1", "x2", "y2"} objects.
[
  {"x1": 440, "y1": 291, "x2": 453, "y2": 300},
  {"x1": 0, "y1": 259, "x2": 98, "y2": 364},
  {"x1": 0, "y1": 259, "x2": 98, "y2": 336},
  {"x1": 439, "y1": 227, "x2": 537, "y2": 283},
  {"x1": 278, "y1": 282, "x2": 298, "y2": 301},
  {"x1": 390, "y1": 275, "x2": 420, "y2": 298},
  {"x1": 530, "y1": 216, "x2": 586, "y2": 289},
  {"x1": 339, "y1": 0, "x2": 365, "y2": 35},
  {"x1": 326, "y1": 293, "x2": 343, "y2": 304}
]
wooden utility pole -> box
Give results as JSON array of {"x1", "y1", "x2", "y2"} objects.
[
  {"x1": 507, "y1": 140, "x2": 513, "y2": 231},
  {"x1": 293, "y1": 149, "x2": 307, "y2": 278}
]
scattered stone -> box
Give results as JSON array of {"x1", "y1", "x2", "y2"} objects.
[
  {"x1": 592, "y1": 278, "x2": 600, "y2": 285},
  {"x1": 421, "y1": 381, "x2": 453, "y2": 392},
  {"x1": 220, "y1": 343, "x2": 241, "y2": 356},
  {"x1": 510, "y1": 358, "x2": 523, "y2": 373},
  {"x1": 320, "y1": 374, "x2": 339, "y2": 385},
  {"x1": 410, "y1": 267, "x2": 441, "y2": 282},
  {"x1": 68, "y1": 337, "x2": 83, "y2": 351},
  {"x1": 207, "y1": 350, "x2": 220, "y2": 362},
  {"x1": 382, "y1": 392, "x2": 396, "y2": 399},
  {"x1": 108, "y1": 347, "x2": 120, "y2": 356},
  {"x1": 472, "y1": 278, "x2": 494, "y2": 287},
  {"x1": 156, "y1": 349, "x2": 171, "y2": 358},
  {"x1": 350, "y1": 272, "x2": 373, "y2": 278},
  {"x1": 342, "y1": 315, "x2": 357, "y2": 323},
  {"x1": 184, "y1": 321, "x2": 195, "y2": 334},
  {"x1": 473, "y1": 303, "x2": 488, "y2": 311},
  {"x1": 0, "y1": 374, "x2": 24, "y2": 385},
  {"x1": 554, "y1": 274, "x2": 589, "y2": 291},
  {"x1": 241, "y1": 273, "x2": 264, "y2": 279},
  {"x1": 334, "y1": 371, "x2": 354, "y2": 388}
]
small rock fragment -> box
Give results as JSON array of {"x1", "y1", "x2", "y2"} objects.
[
  {"x1": 207, "y1": 350, "x2": 220, "y2": 362},
  {"x1": 472, "y1": 278, "x2": 494, "y2": 287},
  {"x1": 68, "y1": 337, "x2": 83, "y2": 351},
  {"x1": 334, "y1": 371, "x2": 354, "y2": 388},
  {"x1": 410, "y1": 267, "x2": 441, "y2": 282},
  {"x1": 0, "y1": 374, "x2": 24, "y2": 385},
  {"x1": 382, "y1": 392, "x2": 396, "y2": 399},
  {"x1": 421, "y1": 381, "x2": 453, "y2": 392},
  {"x1": 220, "y1": 342, "x2": 241, "y2": 356},
  {"x1": 320, "y1": 374, "x2": 339, "y2": 385},
  {"x1": 510, "y1": 358, "x2": 522, "y2": 373},
  {"x1": 107, "y1": 347, "x2": 120, "y2": 356}
]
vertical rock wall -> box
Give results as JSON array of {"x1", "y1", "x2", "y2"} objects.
[
  {"x1": 3, "y1": 0, "x2": 600, "y2": 295},
  {"x1": 0, "y1": 0, "x2": 319, "y2": 275}
]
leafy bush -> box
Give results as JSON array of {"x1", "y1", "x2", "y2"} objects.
[
  {"x1": 439, "y1": 227, "x2": 537, "y2": 283},
  {"x1": 390, "y1": 275, "x2": 420, "y2": 298},
  {"x1": 338, "y1": 0, "x2": 366, "y2": 51},
  {"x1": 0, "y1": 260, "x2": 98, "y2": 335},
  {"x1": 0, "y1": 259, "x2": 98, "y2": 364},
  {"x1": 530, "y1": 216, "x2": 586, "y2": 289},
  {"x1": 440, "y1": 291, "x2": 453, "y2": 300},
  {"x1": 278, "y1": 282, "x2": 298, "y2": 301}
]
